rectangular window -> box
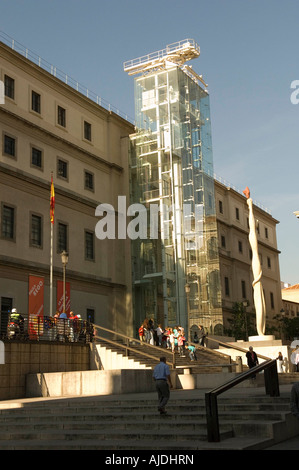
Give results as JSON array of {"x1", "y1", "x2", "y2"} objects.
[
  {"x1": 270, "y1": 292, "x2": 275, "y2": 309},
  {"x1": 4, "y1": 135, "x2": 16, "y2": 157},
  {"x1": 1, "y1": 204, "x2": 15, "y2": 240},
  {"x1": 238, "y1": 240, "x2": 243, "y2": 253},
  {"x1": 57, "y1": 159, "x2": 68, "y2": 179},
  {"x1": 84, "y1": 171, "x2": 94, "y2": 191},
  {"x1": 1, "y1": 297, "x2": 13, "y2": 328},
  {"x1": 241, "y1": 280, "x2": 246, "y2": 299},
  {"x1": 58, "y1": 222, "x2": 68, "y2": 252},
  {"x1": 4, "y1": 75, "x2": 14, "y2": 99},
  {"x1": 219, "y1": 200, "x2": 223, "y2": 214},
  {"x1": 32, "y1": 91, "x2": 41, "y2": 113},
  {"x1": 265, "y1": 227, "x2": 269, "y2": 239},
  {"x1": 85, "y1": 230, "x2": 95, "y2": 260},
  {"x1": 86, "y1": 308, "x2": 95, "y2": 323},
  {"x1": 221, "y1": 235, "x2": 226, "y2": 248},
  {"x1": 31, "y1": 147, "x2": 42, "y2": 168},
  {"x1": 267, "y1": 256, "x2": 271, "y2": 269},
  {"x1": 224, "y1": 276, "x2": 230, "y2": 296},
  {"x1": 31, "y1": 214, "x2": 42, "y2": 247},
  {"x1": 235, "y1": 207, "x2": 240, "y2": 220},
  {"x1": 84, "y1": 121, "x2": 92, "y2": 141},
  {"x1": 57, "y1": 106, "x2": 66, "y2": 127}
]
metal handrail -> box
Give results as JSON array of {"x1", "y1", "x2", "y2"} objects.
[
  {"x1": 93, "y1": 324, "x2": 176, "y2": 368},
  {"x1": 205, "y1": 358, "x2": 279, "y2": 442},
  {"x1": 93, "y1": 324, "x2": 242, "y2": 370},
  {"x1": 206, "y1": 335, "x2": 272, "y2": 361},
  {"x1": 124, "y1": 39, "x2": 200, "y2": 72}
]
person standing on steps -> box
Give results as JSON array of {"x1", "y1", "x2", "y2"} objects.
[
  {"x1": 138, "y1": 323, "x2": 145, "y2": 343},
  {"x1": 177, "y1": 328, "x2": 186, "y2": 357},
  {"x1": 198, "y1": 325, "x2": 206, "y2": 347},
  {"x1": 246, "y1": 346, "x2": 259, "y2": 379},
  {"x1": 153, "y1": 357, "x2": 173, "y2": 415}
]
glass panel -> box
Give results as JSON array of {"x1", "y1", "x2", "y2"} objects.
[{"x1": 129, "y1": 63, "x2": 223, "y2": 334}]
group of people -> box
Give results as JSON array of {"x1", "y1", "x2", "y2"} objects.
[
  {"x1": 51, "y1": 310, "x2": 94, "y2": 342},
  {"x1": 6, "y1": 308, "x2": 94, "y2": 343},
  {"x1": 138, "y1": 320, "x2": 206, "y2": 361}
]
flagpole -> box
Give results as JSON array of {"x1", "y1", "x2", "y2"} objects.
[
  {"x1": 50, "y1": 173, "x2": 55, "y2": 316},
  {"x1": 50, "y1": 222, "x2": 53, "y2": 316}
]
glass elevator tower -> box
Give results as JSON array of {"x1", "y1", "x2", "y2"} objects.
[{"x1": 124, "y1": 40, "x2": 223, "y2": 338}]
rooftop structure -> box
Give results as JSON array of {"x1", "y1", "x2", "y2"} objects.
[{"x1": 124, "y1": 39, "x2": 208, "y2": 89}]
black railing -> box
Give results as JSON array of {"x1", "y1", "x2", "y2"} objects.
[
  {"x1": 1, "y1": 313, "x2": 94, "y2": 344},
  {"x1": 205, "y1": 358, "x2": 280, "y2": 442}
]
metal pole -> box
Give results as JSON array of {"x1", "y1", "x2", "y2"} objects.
[
  {"x1": 63, "y1": 262, "x2": 66, "y2": 313},
  {"x1": 50, "y1": 223, "x2": 53, "y2": 315},
  {"x1": 205, "y1": 392, "x2": 220, "y2": 442}
]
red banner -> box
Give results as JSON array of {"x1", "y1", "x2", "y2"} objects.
[
  {"x1": 56, "y1": 280, "x2": 71, "y2": 316},
  {"x1": 50, "y1": 174, "x2": 55, "y2": 224},
  {"x1": 28, "y1": 275, "x2": 44, "y2": 317}
]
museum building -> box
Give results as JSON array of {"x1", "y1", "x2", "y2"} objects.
[{"x1": 0, "y1": 35, "x2": 282, "y2": 338}]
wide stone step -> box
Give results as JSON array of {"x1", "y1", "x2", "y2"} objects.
[
  {"x1": 0, "y1": 402, "x2": 290, "y2": 421},
  {"x1": 0, "y1": 438, "x2": 211, "y2": 450},
  {"x1": 0, "y1": 407, "x2": 289, "y2": 430},
  {"x1": 0, "y1": 397, "x2": 291, "y2": 419},
  {"x1": 0, "y1": 426, "x2": 234, "y2": 444},
  {"x1": 0, "y1": 419, "x2": 226, "y2": 432},
  {"x1": 0, "y1": 434, "x2": 277, "y2": 450},
  {"x1": 0, "y1": 389, "x2": 296, "y2": 450}
]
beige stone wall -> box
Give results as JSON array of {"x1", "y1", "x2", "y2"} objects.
[
  {"x1": 0, "y1": 42, "x2": 134, "y2": 336},
  {"x1": 0, "y1": 341, "x2": 90, "y2": 400}
]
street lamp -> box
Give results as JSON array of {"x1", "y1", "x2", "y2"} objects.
[
  {"x1": 242, "y1": 300, "x2": 249, "y2": 340},
  {"x1": 185, "y1": 283, "x2": 191, "y2": 341},
  {"x1": 60, "y1": 250, "x2": 68, "y2": 313}
]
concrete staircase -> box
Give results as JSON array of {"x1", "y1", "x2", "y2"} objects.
[
  {"x1": 0, "y1": 388, "x2": 298, "y2": 450},
  {"x1": 96, "y1": 338, "x2": 234, "y2": 373}
]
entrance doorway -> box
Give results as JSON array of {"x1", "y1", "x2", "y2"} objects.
[{"x1": 0, "y1": 297, "x2": 13, "y2": 336}]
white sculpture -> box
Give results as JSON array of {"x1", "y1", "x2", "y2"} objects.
[{"x1": 243, "y1": 187, "x2": 266, "y2": 336}]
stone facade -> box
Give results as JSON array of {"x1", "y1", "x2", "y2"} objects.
[{"x1": 0, "y1": 41, "x2": 134, "y2": 336}]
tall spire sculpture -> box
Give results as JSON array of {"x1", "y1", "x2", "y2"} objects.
[{"x1": 243, "y1": 187, "x2": 266, "y2": 336}]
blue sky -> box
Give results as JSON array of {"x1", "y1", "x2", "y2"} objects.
[{"x1": 1, "y1": 0, "x2": 299, "y2": 285}]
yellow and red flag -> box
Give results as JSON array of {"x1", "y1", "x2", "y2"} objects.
[{"x1": 50, "y1": 175, "x2": 55, "y2": 224}]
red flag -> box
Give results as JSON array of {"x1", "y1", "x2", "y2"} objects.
[{"x1": 50, "y1": 175, "x2": 55, "y2": 224}]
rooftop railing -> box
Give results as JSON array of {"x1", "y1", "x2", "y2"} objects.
[
  {"x1": 124, "y1": 38, "x2": 200, "y2": 74},
  {"x1": 0, "y1": 30, "x2": 134, "y2": 124}
]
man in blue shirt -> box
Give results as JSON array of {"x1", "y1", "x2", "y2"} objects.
[{"x1": 153, "y1": 357, "x2": 173, "y2": 414}]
